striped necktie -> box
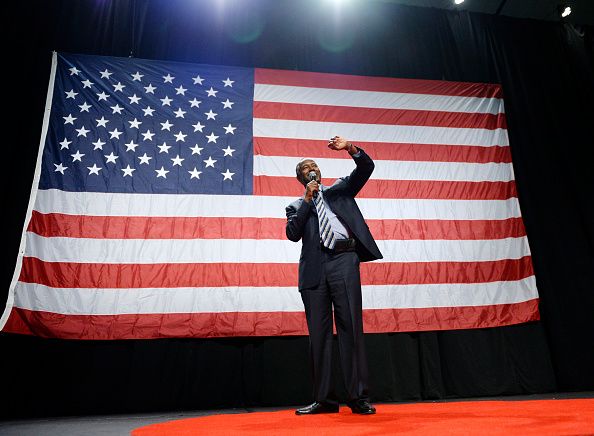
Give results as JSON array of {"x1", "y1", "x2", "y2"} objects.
[{"x1": 314, "y1": 192, "x2": 336, "y2": 249}]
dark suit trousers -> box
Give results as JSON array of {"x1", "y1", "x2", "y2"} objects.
[{"x1": 299, "y1": 250, "x2": 370, "y2": 405}]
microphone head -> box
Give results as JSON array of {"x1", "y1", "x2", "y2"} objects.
[{"x1": 308, "y1": 171, "x2": 317, "y2": 182}]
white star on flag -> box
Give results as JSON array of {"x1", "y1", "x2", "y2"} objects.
[
  {"x1": 76, "y1": 126, "x2": 90, "y2": 137},
  {"x1": 221, "y1": 169, "x2": 235, "y2": 180},
  {"x1": 161, "y1": 120, "x2": 174, "y2": 131},
  {"x1": 54, "y1": 163, "x2": 68, "y2": 174},
  {"x1": 155, "y1": 166, "x2": 169, "y2": 178},
  {"x1": 129, "y1": 118, "x2": 142, "y2": 129},
  {"x1": 190, "y1": 145, "x2": 203, "y2": 155},
  {"x1": 142, "y1": 130, "x2": 156, "y2": 141},
  {"x1": 125, "y1": 141, "x2": 139, "y2": 152},
  {"x1": 158, "y1": 142, "x2": 172, "y2": 153},
  {"x1": 121, "y1": 165, "x2": 136, "y2": 177},
  {"x1": 63, "y1": 114, "x2": 77, "y2": 125},
  {"x1": 71, "y1": 150, "x2": 85, "y2": 162},
  {"x1": 104, "y1": 152, "x2": 119, "y2": 164},
  {"x1": 174, "y1": 131, "x2": 187, "y2": 142},
  {"x1": 188, "y1": 167, "x2": 202, "y2": 179},
  {"x1": 129, "y1": 94, "x2": 142, "y2": 104},
  {"x1": 96, "y1": 117, "x2": 109, "y2": 127},
  {"x1": 92, "y1": 139, "x2": 106, "y2": 150},
  {"x1": 222, "y1": 146, "x2": 235, "y2": 156},
  {"x1": 113, "y1": 82, "x2": 125, "y2": 92},
  {"x1": 87, "y1": 164, "x2": 102, "y2": 175},
  {"x1": 204, "y1": 156, "x2": 217, "y2": 167},
  {"x1": 143, "y1": 106, "x2": 156, "y2": 116},
  {"x1": 171, "y1": 155, "x2": 185, "y2": 166},
  {"x1": 138, "y1": 153, "x2": 152, "y2": 164},
  {"x1": 79, "y1": 102, "x2": 92, "y2": 112},
  {"x1": 109, "y1": 128, "x2": 123, "y2": 139}
]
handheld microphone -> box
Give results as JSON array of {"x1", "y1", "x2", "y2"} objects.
[{"x1": 308, "y1": 171, "x2": 318, "y2": 198}]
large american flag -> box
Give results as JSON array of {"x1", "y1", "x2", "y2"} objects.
[{"x1": 1, "y1": 52, "x2": 539, "y2": 339}]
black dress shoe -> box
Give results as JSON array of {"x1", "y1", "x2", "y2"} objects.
[
  {"x1": 348, "y1": 399, "x2": 376, "y2": 415},
  {"x1": 295, "y1": 402, "x2": 339, "y2": 415}
]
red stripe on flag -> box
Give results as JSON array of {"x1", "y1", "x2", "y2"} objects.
[
  {"x1": 20, "y1": 259, "x2": 297, "y2": 288},
  {"x1": 254, "y1": 102, "x2": 507, "y2": 130},
  {"x1": 28, "y1": 212, "x2": 525, "y2": 240},
  {"x1": 362, "y1": 257, "x2": 534, "y2": 286},
  {"x1": 255, "y1": 68, "x2": 503, "y2": 98},
  {"x1": 254, "y1": 176, "x2": 517, "y2": 199},
  {"x1": 28, "y1": 211, "x2": 283, "y2": 239},
  {"x1": 363, "y1": 299, "x2": 540, "y2": 333},
  {"x1": 254, "y1": 138, "x2": 512, "y2": 163},
  {"x1": 20, "y1": 257, "x2": 533, "y2": 288},
  {"x1": 3, "y1": 300, "x2": 539, "y2": 339},
  {"x1": 367, "y1": 218, "x2": 526, "y2": 240}
]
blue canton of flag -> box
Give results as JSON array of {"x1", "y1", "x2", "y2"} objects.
[{"x1": 40, "y1": 53, "x2": 254, "y2": 195}]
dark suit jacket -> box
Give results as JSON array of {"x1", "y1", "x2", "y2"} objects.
[{"x1": 285, "y1": 149, "x2": 383, "y2": 290}]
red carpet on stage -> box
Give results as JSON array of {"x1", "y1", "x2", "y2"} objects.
[{"x1": 132, "y1": 398, "x2": 594, "y2": 435}]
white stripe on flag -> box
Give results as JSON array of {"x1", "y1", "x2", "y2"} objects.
[
  {"x1": 253, "y1": 155, "x2": 515, "y2": 182},
  {"x1": 253, "y1": 118, "x2": 509, "y2": 146},
  {"x1": 34, "y1": 189, "x2": 522, "y2": 220},
  {"x1": 25, "y1": 233, "x2": 531, "y2": 263},
  {"x1": 254, "y1": 84, "x2": 504, "y2": 115},
  {"x1": 13, "y1": 277, "x2": 537, "y2": 315}
]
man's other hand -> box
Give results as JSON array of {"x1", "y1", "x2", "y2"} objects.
[{"x1": 304, "y1": 180, "x2": 319, "y2": 202}]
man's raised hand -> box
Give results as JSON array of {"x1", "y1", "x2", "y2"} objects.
[{"x1": 328, "y1": 136, "x2": 357, "y2": 154}]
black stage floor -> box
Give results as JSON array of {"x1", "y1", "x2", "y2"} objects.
[{"x1": 1, "y1": 391, "x2": 592, "y2": 436}]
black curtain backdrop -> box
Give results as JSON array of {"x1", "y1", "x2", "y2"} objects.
[{"x1": 2, "y1": 0, "x2": 593, "y2": 420}]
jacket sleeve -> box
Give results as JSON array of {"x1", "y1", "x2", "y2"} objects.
[
  {"x1": 342, "y1": 148, "x2": 375, "y2": 196},
  {"x1": 285, "y1": 200, "x2": 312, "y2": 242}
]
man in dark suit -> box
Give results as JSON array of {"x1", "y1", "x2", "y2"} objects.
[{"x1": 286, "y1": 136, "x2": 383, "y2": 415}]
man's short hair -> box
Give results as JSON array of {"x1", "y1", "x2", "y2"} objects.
[{"x1": 295, "y1": 158, "x2": 315, "y2": 185}]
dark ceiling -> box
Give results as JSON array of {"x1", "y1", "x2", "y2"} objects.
[{"x1": 381, "y1": 0, "x2": 594, "y2": 25}]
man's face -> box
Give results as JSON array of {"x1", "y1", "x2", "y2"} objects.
[{"x1": 299, "y1": 159, "x2": 321, "y2": 185}]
